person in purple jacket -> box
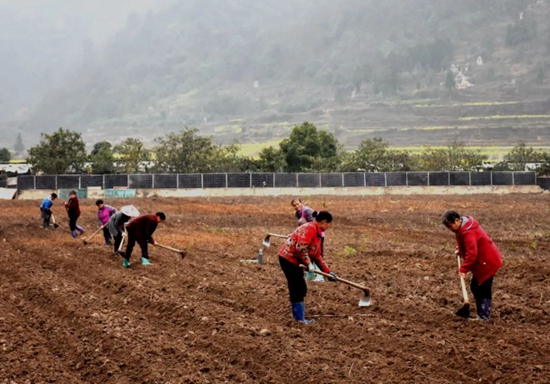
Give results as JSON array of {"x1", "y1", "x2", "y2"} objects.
[
  {"x1": 291, "y1": 198, "x2": 315, "y2": 226},
  {"x1": 96, "y1": 199, "x2": 117, "y2": 246}
]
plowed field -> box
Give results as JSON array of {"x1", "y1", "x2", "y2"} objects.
[{"x1": 1, "y1": 195, "x2": 549, "y2": 383}]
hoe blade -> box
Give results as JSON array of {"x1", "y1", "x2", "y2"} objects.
[
  {"x1": 262, "y1": 235, "x2": 271, "y2": 248},
  {"x1": 455, "y1": 302, "x2": 470, "y2": 318},
  {"x1": 359, "y1": 290, "x2": 372, "y2": 307}
]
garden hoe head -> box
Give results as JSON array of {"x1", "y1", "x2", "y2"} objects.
[
  {"x1": 51, "y1": 214, "x2": 59, "y2": 230},
  {"x1": 358, "y1": 289, "x2": 372, "y2": 307},
  {"x1": 455, "y1": 302, "x2": 470, "y2": 318},
  {"x1": 262, "y1": 233, "x2": 290, "y2": 248}
]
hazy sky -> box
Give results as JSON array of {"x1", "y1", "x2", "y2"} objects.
[{"x1": 0, "y1": 0, "x2": 171, "y2": 43}]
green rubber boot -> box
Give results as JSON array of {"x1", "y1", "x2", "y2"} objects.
[
  {"x1": 141, "y1": 257, "x2": 152, "y2": 266},
  {"x1": 123, "y1": 259, "x2": 130, "y2": 268}
]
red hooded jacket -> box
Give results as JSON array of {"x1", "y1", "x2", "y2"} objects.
[
  {"x1": 278, "y1": 221, "x2": 331, "y2": 273},
  {"x1": 456, "y1": 216, "x2": 503, "y2": 284}
]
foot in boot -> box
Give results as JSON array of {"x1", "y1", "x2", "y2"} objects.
[
  {"x1": 141, "y1": 257, "x2": 152, "y2": 266},
  {"x1": 291, "y1": 302, "x2": 315, "y2": 324},
  {"x1": 71, "y1": 230, "x2": 77, "y2": 238},
  {"x1": 123, "y1": 259, "x2": 130, "y2": 268},
  {"x1": 469, "y1": 316, "x2": 489, "y2": 322}
]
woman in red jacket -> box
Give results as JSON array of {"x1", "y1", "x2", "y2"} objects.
[
  {"x1": 442, "y1": 210, "x2": 503, "y2": 321},
  {"x1": 278, "y1": 210, "x2": 338, "y2": 324},
  {"x1": 65, "y1": 190, "x2": 84, "y2": 238}
]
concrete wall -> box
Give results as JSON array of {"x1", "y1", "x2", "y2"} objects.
[{"x1": 17, "y1": 185, "x2": 544, "y2": 200}]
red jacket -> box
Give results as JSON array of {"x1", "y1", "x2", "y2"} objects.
[
  {"x1": 65, "y1": 196, "x2": 81, "y2": 218},
  {"x1": 126, "y1": 214, "x2": 158, "y2": 245},
  {"x1": 456, "y1": 216, "x2": 503, "y2": 284},
  {"x1": 278, "y1": 221, "x2": 331, "y2": 273}
]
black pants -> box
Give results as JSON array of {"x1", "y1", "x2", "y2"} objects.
[
  {"x1": 114, "y1": 234, "x2": 123, "y2": 253},
  {"x1": 471, "y1": 276, "x2": 493, "y2": 304},
  {"x1": 279, "y1": 257, "x2": 307, "y2": 303},
  {"x1": 124, "y1": 232, "x2": 149, "y2": 261},
  {"x1": 40, "y1": 208, "x2": 51, "y2": 228},
  {"x1": 68, "y1": 215, "x2": 79, "y2": 231},
  {"x1": 102, "y1": 226, "x2": 111, "y2": 242}
]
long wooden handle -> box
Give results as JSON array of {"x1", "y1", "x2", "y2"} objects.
[
  {"x1": 300, "y1": 265, "x2": 370, "y2": 293},
  {"x1": 84, "y1": 224, "x2": 106, "y2": 241},
  {"x1": 268, "y1": 233, "x2": 290, "y2": 239},
  {"x1": 118, "y1": 229, "x2": 127, "y2": 252},
  {"x1": 155, "y1": 243, "x2": 184, "y2": 253},
  {"x1": 457, "y1": 256, "x2": 469, "y2": 304}
]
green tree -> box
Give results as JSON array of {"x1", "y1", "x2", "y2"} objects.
[
  {"x1": 279, "y1": 122, "x2": 341, "y2": 172},
  {"x1": 27, "y1": 128, "x2": 87, "y2": 174},
  {"x1": 90, "y1": 141, "x2": 116, "y2": 174},
  {"x1": 13, "y1": 133, "x2": 25, "y2": 155},
  {"x1": 503, "y1": 141, "x2": 543, "y2": 171},
  {"x1": 114, "y1": 138, "x2": 150, "y2": 173},
  {"x1": 153, "y1": 128, "x2": 219, "y2": 173},
  {"x1": 351, "y1": 137, "x2": 390, "y2": 172},
  {"x1": 417, "y1": 141, "x2": 487, "y2": 171},
  {"x1": 535, "y1": 152, "x2": 550, "y2": 176},
  {"x1": 341, "y1": 137, "x2": 416, "y2": 172},
  {"x1": 0, "y1": 148, "x2": 11, "y2": 162},
  {"x1": 257, "y1": 146, "x2": 284, "y2": 172},
  {"x1": 208, "y1": 142, "x2": 259, "y2": 172}
]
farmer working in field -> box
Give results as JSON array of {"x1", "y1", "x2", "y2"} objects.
[
  {"x1": 108, "y1": 205, "x2": 140, "y2": 256},
  {"x1": 292, "y1": 198, "x2": 315, "y2": 226},
  {"x1": 291, "y1": 198, "x2": 324, "y2": 282},
  {"x1": 122, "y1": 212, "x2": 166, "y2": 268},
  {"x1": 64, "y1": 190, "x2": 85, "y2": 238},
  {"x1": 39, "y1": 192, "x2": 57, "y2": 229},
  {"x1": 96, "y1": 199, "x2": 117, "y2": 246},
  {"x1": 442, "y1": 210, "x2": 503, "y2": 322},
  {"x1": 278, "y1": 210, "x2": 338, "y2": 324}
]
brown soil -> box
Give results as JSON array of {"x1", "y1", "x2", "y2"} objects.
[{"x1": 1, "y1": 195, "x2": 549, "y2": 383}]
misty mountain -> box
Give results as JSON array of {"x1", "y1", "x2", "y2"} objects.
[{"x1": 4, "y1": 0, "x2": 550, "y2": 148}]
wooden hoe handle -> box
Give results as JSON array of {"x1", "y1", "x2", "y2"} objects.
[
  {"x1": 457, "y1": 256, "x2": 470, "y2": 304},
  {"x1": 155, "y1": 243, "x2": 184, "y2": 253},
  {"x1": 300, "y1": 264, "x2": 370, "y2": 294}
]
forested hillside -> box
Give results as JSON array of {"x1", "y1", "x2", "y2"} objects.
[{"x1": 5, "y1": 0, "x2": 550, "y2": 149}]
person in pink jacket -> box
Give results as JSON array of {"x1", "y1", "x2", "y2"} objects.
[
  {"x1": 442, "y1": 210, "x2": 504, "y2": 321},
  {"x1": 96, "y1": 200, "x2": 117, "y2": 246}
]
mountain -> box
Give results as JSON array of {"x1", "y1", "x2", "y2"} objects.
[{"x1": 4, "y1": 0, "x2": 550, "y2": 149}]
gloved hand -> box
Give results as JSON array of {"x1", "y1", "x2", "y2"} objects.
[
  {"x1": 306, "y1": 263, "x2": 315, "y2": 273},
  {"x1": 328, "y1": 272, "x2": 338, "y2": 282},
  {"x1": 122, "y1": 231, "x2": 127, "y2": 238}
]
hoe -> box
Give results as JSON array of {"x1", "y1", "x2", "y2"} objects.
[
  {"x1": 262, "y1": 233, "x2": 290, "y2": 248},
  {"x1": 155, "y1": 243, "x2": 187, "y2": 259},
  {"x1": 456, "y1": 256, "x2": 470, "y2": 318},
  {"x1": 300, "y1": 265, "x2": 372, "y2": 307},
  {"x1": 82, "y1": 224, "x2": 107, "y2": 245}
]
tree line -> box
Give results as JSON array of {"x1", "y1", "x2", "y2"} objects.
[{"x1": 21, "y1": 123, "x2": 550, "y2": 175}]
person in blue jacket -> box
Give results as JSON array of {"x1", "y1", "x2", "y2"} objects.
[{"x1": 40, "y1": 193, "x2": 58, "y2": 229}]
